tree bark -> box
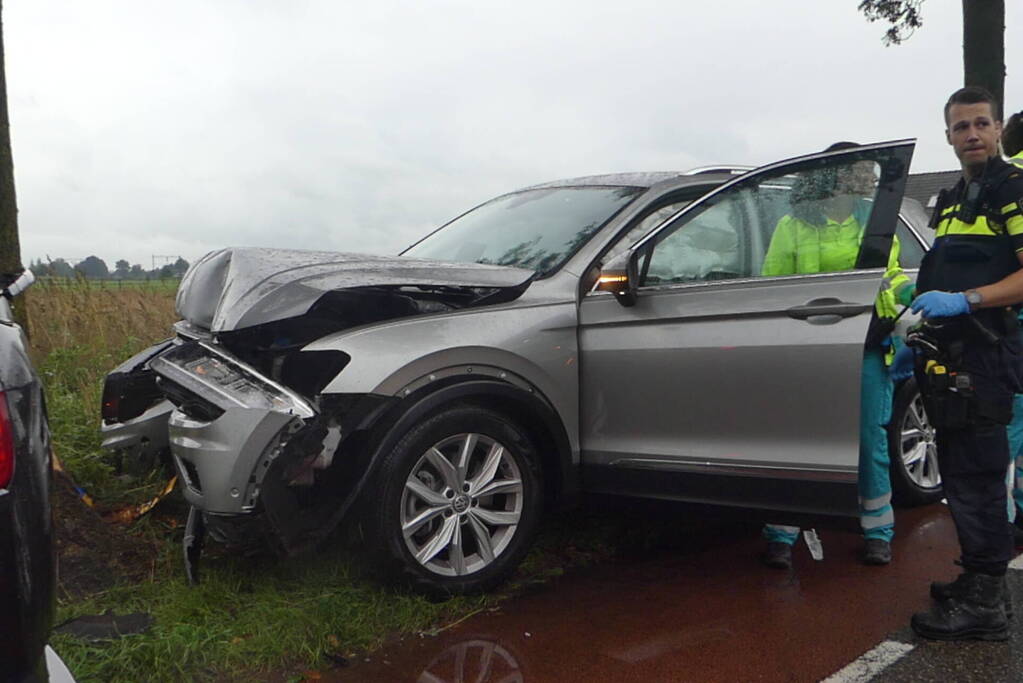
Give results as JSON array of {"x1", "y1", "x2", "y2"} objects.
[
  {"x1": 0, "y1": 0, "x2": 29, "y2": 331},
  {"x1": 963, "y1": 0, "x2": 1006, "y2": 117}
]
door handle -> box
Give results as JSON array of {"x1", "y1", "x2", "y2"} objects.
[{"x1": 786, "y1": 298, "x2": 871, "y2": 321}]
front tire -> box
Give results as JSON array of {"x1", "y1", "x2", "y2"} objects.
[
  {"x1": 888, "y1": 376, "x2": 943, "y2": 506},
  {"x1": 369, "y1": 404, "x2": 543, "y2": 596}
]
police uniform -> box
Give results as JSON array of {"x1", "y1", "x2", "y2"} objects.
[{"x1": 917, "y1": 155, "x2": 1023, "y2": 577}]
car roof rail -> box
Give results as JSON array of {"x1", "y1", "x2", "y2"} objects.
[{"x1": 681, "y1": 165, "x2": 754, "y2": 176}]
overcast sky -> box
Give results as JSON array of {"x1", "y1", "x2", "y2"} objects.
[{"x1": 5, "y1": 1, "x2": 1022, "y2": 270}]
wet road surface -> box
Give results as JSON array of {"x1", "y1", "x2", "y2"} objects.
[{"x1": 324, "y1": 504, "x2": 1023, "y2": 682}]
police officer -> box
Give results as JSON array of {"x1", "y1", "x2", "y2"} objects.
[{"x1": 909, "y1": 87, "x2": 1023, "y2": 642}]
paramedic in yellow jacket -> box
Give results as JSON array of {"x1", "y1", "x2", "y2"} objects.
[{"x1": 761, "y1": 143, "x2": 913, "y2": 569}]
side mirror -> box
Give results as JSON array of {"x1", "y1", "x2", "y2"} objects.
[{"x1": 595, "y1": 251, "x2": 639, "y2": 307}]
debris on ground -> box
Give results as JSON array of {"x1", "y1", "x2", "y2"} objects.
[
  {"x1": 52, "y1": 468, "x2": 162, "y2": 600},
  {"x1": 103, "y1": 475, "x2": 178, "y2": 525},
  {"x1": 54, "y1": 611, "x2": 154, "y2": 642}
]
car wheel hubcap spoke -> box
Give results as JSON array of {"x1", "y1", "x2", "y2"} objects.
[
  {"x1": 468, "y1": 442, "x2": 505, "y2": 495},
  {"x1": 403, "y1": 504, "x2": 449, "y2": 537},
  {"x1": 425, "y1": 446, "x2": 462, "y2": 491},
  {"x1": 415, "y1": 515, "x2": 459, "y2": 565},
  {"x1": 467, "y1": 512, "x2": 496, "y2": 564},
  {"x1": 406, "y1": 478, "x2": 450, "y2": 507},
  {"x1": 475, "y1": 478, "x2": 522, "y2": 498},
  {"x1": 903, "y1": 441, "x2": 927, "y2": 467},
  {"x1": 401, "y1": 431, "x2": 524, "y2": 577},
  {"x1": 471, "y1": 508, "x2": 519, "y2": 526}
]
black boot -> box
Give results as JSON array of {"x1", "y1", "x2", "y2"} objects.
[
  {"x1": 913, "y1": 572, "x2": 1009, "y2": 641},
  {"x1": 930, "y1": 573, "x2": 1013, "y2": 619}
]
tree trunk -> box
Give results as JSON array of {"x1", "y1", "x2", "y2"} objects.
[
  {"x1": 963, "y1": 0, "x2": 1006, "y2": 117},
  {"x1": 0, "y1": 1, "x2": 28, "y2": 332}
]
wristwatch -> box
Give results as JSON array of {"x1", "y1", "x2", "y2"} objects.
[{"x1": 965, "y1": 289, "x2": 983, "y2": 310}]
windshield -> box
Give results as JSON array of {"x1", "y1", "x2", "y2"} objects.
[{"x1": 402, "y1": 186, "x2": 643, "y2": 275}]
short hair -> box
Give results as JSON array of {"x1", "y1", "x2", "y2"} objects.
[
  {"x1": 1003, "y1": 111, "x2": 1023, "y2": 157},
  {"x1": 944, "y1": 86, "x2": 1000, "y2": 124}
]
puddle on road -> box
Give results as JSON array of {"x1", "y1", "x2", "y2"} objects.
[{"x1": 321, "y1": 505, "x2": 958, "y2": 683}]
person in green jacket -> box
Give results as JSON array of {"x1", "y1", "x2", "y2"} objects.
[
  {"x1": 761, "y1": 142, "x2": 914, "y2": 569},
  {"x1": 1001, "y1": 111, "x2": 1023, "y2": 537}
]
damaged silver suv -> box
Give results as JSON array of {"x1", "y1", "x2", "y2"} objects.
[{"x1": 101, "y1": 140, "x2": 936, "y2": 594}]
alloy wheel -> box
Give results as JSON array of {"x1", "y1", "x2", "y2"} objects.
[
  {"x1": 400, "y1": 432, "x2": 524, "y2": 577},
  {"x1": 899, "y1": 392, "x2": 941, "y2": 490}
]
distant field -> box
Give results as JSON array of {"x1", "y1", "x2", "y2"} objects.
[
  {"x1": 34, "y1": 276, "x2": 181, "y2": 291},
  {"x1": 27, "y1": 279, "x2": 179, "y2": 501}
]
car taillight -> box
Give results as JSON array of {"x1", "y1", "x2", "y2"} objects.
[{"x1": 0, "y1": 392, "x2": 13, "y2": 489}]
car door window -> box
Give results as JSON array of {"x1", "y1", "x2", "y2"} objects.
[
  {"x1": 602, "y1": 199, "x2": 693, "y2": 265},
  {"x1": 632, "y1": 148, "x2": 910, "y2": 287},
  {"x1": 644, "y1": 195, "x2": 747, "y2": 283}
]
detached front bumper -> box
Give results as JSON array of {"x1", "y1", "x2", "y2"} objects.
[
  {"x1": 166, "y1": 407, "x2": 299, "y2": 514},
  {"x1": 150, "y1": 341, "x2": 315, "y2": 515},
  {"x1": 100, "y1": 399, "x2": 174, "y2": 467}
]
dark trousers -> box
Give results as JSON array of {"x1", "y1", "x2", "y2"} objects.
[
  {"x1": 927, "y1": 336, "x2": 1021, "y2": 576},
  {"x1": 937, "y1": 424, "x2": 1012, "y2": 575}
]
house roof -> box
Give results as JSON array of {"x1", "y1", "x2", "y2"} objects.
[{"x1": 904, "y1": 170, "x2": 960, "y2": 210}]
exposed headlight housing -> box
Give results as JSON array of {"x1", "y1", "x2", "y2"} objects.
[{"x1": 151, "y1": 341, "x2": 315, "y2": 418}]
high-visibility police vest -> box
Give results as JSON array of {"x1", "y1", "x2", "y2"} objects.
[{"x1": 919, "y1": 156, "x2": 1023, "y2": 332}]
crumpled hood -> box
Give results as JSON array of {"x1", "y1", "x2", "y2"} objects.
[{"x1": 176, "y1": 247, "x2": 535, "y2": 332}]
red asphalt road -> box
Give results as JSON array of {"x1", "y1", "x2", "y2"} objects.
[{"x1": 325, "y1": 505, "x2": 961, "y2": 683}]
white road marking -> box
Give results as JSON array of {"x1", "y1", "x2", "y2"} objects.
[
  {"x1": 819, "y1": 640, "x2": 914, "y2": 683},
  {"x1": 1010, "y1": 554, "x2": 1023, "y2": 570}
]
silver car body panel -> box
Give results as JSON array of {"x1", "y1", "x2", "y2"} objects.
[
  {"x1": 176, "y1": 247, "x2": 534, "y2": 332},
  {"x1": 152, "y1": 341, "x2": 318, "y2": 512},
  {"x1": 168, "y1": 407, "x2": 300, "y2": 513},
  {"x1": 304, "y1": 274, "x2": 582, "y2": 455},
  {"x1": 579, "y1": 271, "x2": 881, "y2": 479},
  {"x1": 99, "y1": 398, "x2": 173, "y2": 454}
]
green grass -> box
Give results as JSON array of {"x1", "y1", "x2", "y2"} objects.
[{"x1": 51, "y1": 541, "x2": 493, "y2": 682}]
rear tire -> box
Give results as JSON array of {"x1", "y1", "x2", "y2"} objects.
[
  {"x1": 888, "y1": 376, "x2": 943, "y2": 506},
  {"x1": 368, "y1": 404, "x2": 543, "y2": 596}
]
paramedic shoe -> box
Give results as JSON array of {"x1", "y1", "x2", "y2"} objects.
[
  {"x1": 863, "y1": 539, "x2": 891, "y2": 565},
  {"x1": 931, "y1": 573, "x2": 1013, "y2": 619},
  {"x1": 913, "y1": 573, "x2": 1009, "y2": 641},
  {"x1": 762, "y1": 542, "x2": 792, "y2": 569}
]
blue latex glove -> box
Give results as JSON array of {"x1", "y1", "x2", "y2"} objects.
[
  {"x1": 909, "y1": 290, "x2": 970, "y2": 318},
  {"x1": 889, "y1": 338, "x2": 915, "y2": 382}
]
